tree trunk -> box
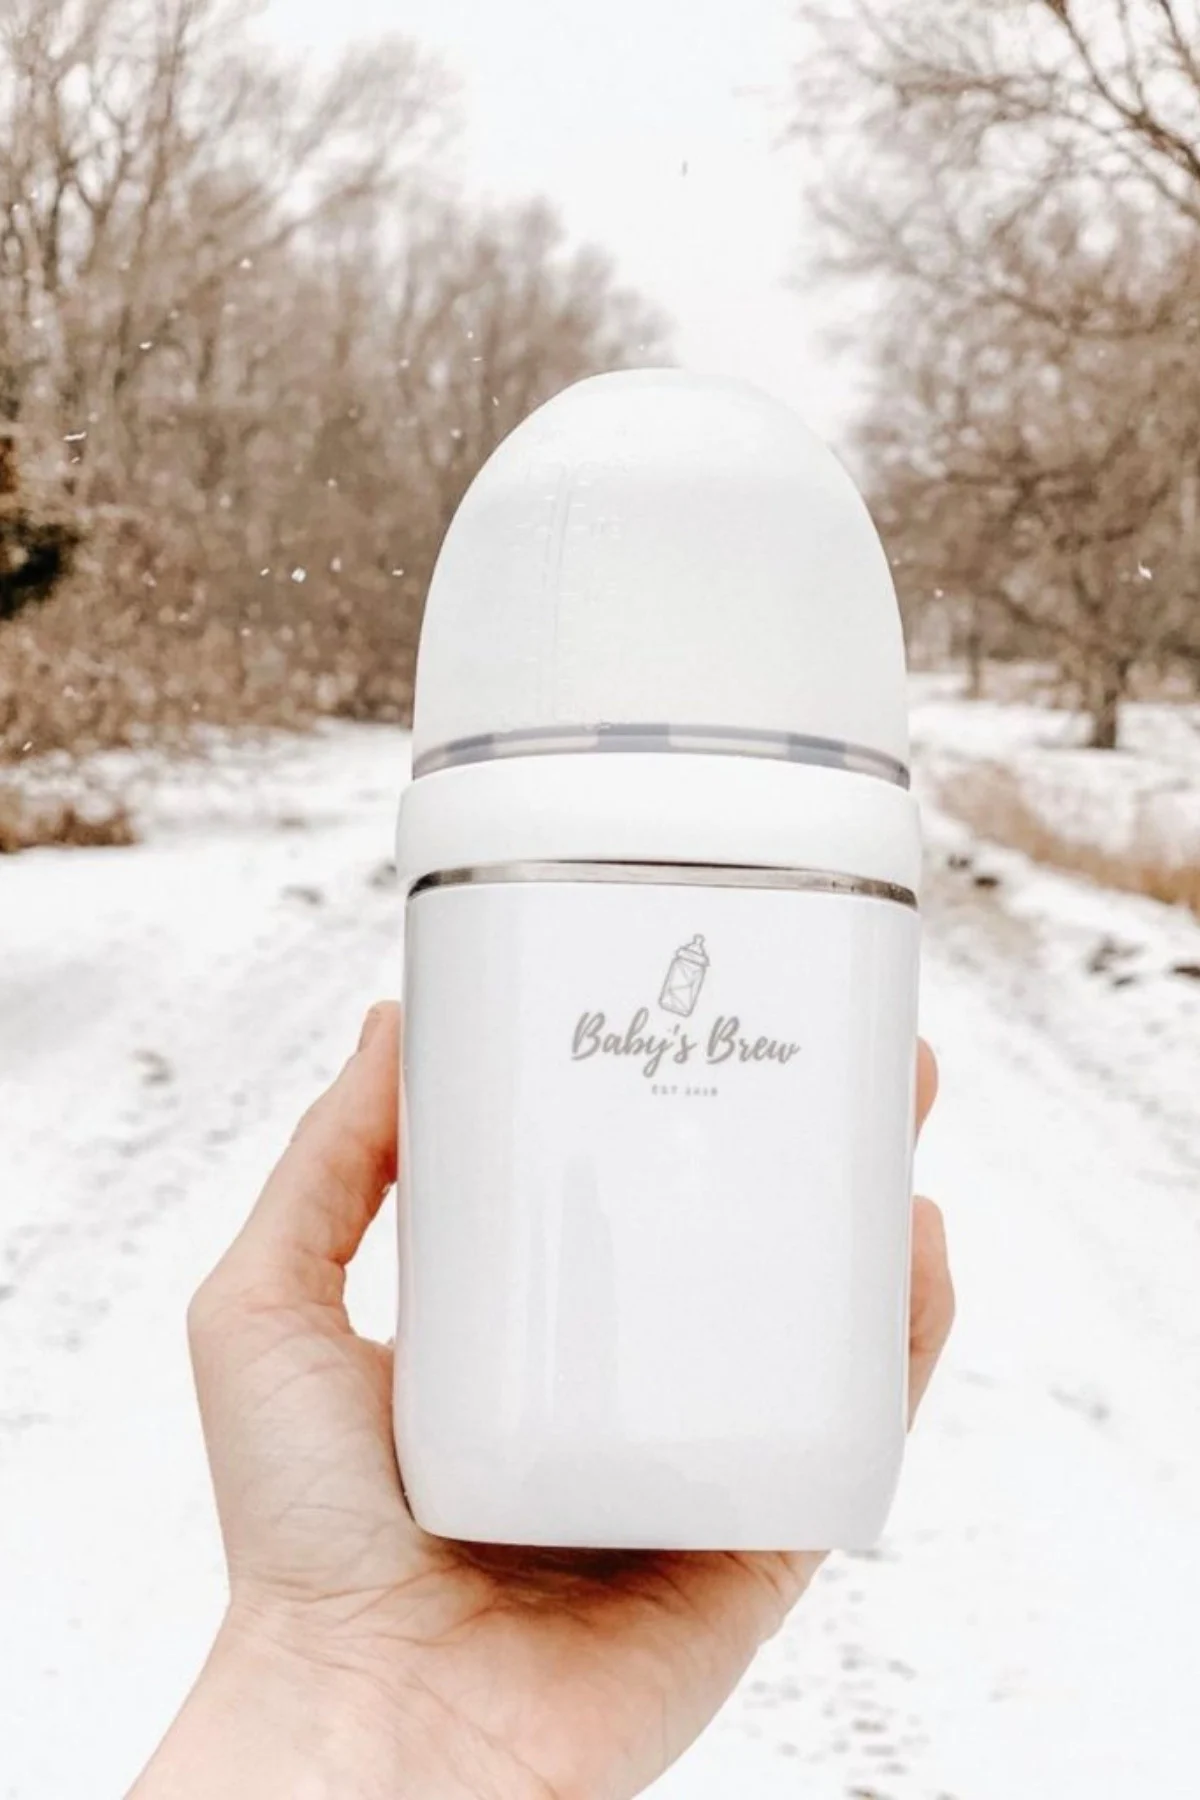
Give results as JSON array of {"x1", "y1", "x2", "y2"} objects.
[
  {"x1": 1086, "y1": 663, "x2": 1126, "y2": 751},
  {"x1": 965, "y1": 617, "x2": 985, "y2": 699}
]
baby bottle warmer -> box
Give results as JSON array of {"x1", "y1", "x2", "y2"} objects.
[{"x1": 393, "y1": 370, "x2": 921, "y2": 1551}]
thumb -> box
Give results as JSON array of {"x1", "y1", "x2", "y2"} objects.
[{"x1": 200, "y1": 1002, "x2": 401, "y2": 1319}]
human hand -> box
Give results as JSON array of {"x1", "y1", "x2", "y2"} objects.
[{"x1": 132, "y1": 1005, "x2": 952, "y2": 1800}]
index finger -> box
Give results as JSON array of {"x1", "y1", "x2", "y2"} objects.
[{"x1": 218, "y1": 1001, "x2": 401, "y2": 1310}]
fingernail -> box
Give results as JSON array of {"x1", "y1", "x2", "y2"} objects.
[{"x1": 357, "y1": 1005, "x2": 385, "y2": 1052}]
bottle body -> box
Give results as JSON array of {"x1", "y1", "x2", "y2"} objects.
[{"x1": 395, "y1": 863, "x2": 920, "y2": 1551}]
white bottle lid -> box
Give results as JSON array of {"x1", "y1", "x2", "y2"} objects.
[
  {"x1": 399, "y1": 370, "x2": 919, "y2": 892},
  {"x1": 412, "y1": 368, "x2": 910, "y2": 783}
]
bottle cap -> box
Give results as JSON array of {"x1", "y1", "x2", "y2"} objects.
[{"x1": 412, "y1": 369, "x2": 909, "y2": 788}]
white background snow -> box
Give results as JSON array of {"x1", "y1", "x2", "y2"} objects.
[{"x1": 3, "y1": 694, "x2": 1200, "y2": 1799}]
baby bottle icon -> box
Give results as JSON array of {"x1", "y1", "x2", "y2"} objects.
[{"x1": 659, "y1": 935, "x2": 710, "y2": 1019}]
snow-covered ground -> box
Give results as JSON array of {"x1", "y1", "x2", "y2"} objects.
[
  {"x1": 912, "y1": 672, "x2": 1200, "y2": 872},
  {"x1": 3, "y1": 712, "x2": 1200, "y2": 1799}
]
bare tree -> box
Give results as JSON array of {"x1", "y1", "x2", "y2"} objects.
[
  {"x1": 794, "y1": 0, "x2": 1200, "y2": 745},
  {"x1": 799, "y1": 1, "x2": 1200, "y2": 223},
  {"x1": 0, "y1": 0, "x2": 668, "y2": 757}
]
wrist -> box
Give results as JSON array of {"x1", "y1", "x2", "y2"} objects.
[
  {"x1": 210, "y1": 1611, "x2": 420, "y2": 1800},
  {"x1": 219, "y1": 1600, "x2": 539, "y2": 1800},
  {"x1": 131, "y1": 1602, "x2": 540, "y2": 1800}
]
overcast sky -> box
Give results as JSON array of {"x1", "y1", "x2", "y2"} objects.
[{"x1": 262, "y1": 0, "x2": 862, "y2": 447}]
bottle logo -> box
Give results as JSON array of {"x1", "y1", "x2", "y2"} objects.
[
  {"x1": 569, "y1": 931, "x2": 801, "y2": 1090},
  {"x1": 659, "y1": 934, "x2": 709, "y2": 1019}
]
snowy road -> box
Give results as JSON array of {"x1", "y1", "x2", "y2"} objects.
[{"x1": 2, "y1": 725, "x2": 1199, "y2": 1799}]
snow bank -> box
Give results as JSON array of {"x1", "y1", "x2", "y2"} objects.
[{"x1": 911, "y1": 677, "x2": 1200, "y2": 873}]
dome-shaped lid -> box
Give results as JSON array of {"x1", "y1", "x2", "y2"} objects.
[{"x1": 412, "y1": 369, "x2": 909, "y2": 785}]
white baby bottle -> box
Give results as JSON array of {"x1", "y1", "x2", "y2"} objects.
[{"x1": 394, "y1": 369, "x2": 921, "y2": 1551}]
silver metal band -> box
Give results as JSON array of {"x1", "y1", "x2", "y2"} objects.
[
  {"x1": 413, "y1": 723, "x2": 911, "y2": 789},
  {"x1": 410, "y1": 862, "x2": 918, "y2": 908}
]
